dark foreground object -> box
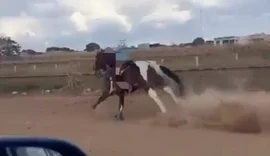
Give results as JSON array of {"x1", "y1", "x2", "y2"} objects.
[{"x1": 0, "y1": 136, "x2": 88, "y2": 156}]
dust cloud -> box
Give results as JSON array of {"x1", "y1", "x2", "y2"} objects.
[{"x1": 146, "y1": 88, "x2": 270, "y2": 134}]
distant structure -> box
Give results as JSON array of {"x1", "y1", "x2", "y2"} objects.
[
  {"x1": 214, "y1": 33, "x2": 270, "y2": 46},
  {"x1": 214, "y1": 36, "x2": 239, "y2": 46},
  {"x1": 137, "y1": 42, "x2": 167, "y2": 49},
  {"x1": 115, "y1": 39, "x2": 138, "y2": 60},
  {"x1": 117, "y1": 39, "x2": 127, "y2": 49},
  {"x1": 179, "y1": 43, "x2": 193, "y2": 48},
  {"x1": 137, "y1": 43, "x2": 150, "y2": 49},
  {"x1": 238, "y1": 33, "x2": 270, "y2": 45},
  {"x1": 205, "y1": 40, "x2": 214, "y2": 45}
]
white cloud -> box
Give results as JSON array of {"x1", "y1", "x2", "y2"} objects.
[
  {"x1": 57, "y1": 0, "x2": 132, "y2": 32},
  {"x1": 190, "y1": 0, "x2": 222, "y2": 8},
  {"x1": 60, "y1": 31, "x2": 73, "y2": 36},
  {"x1": 70, "y1": 12, "x2": 89, "y2": 32},
  {"x1": 0, "y1": 12, "x2": 42, "y2": 39},
  {"x1": 263, "y1": 12, "x2": 270, "y2": 17},
  {"x1": 0, "y1": 0, "x2": 270, "y2": 51},
  {"x1": 31, "y1": 2, "x2": 57, "y2": 13},
  {"x1": 141, "y1": 2, "x2": 193, "y2": 24},
  {"x1": 218, "y1": 15, "x2": 235, "y2": 21},
  {"x1": 190, "y1": 0, "x2": 251, "y2": 9},
  {"x1": 155, "y1": 23, "x2": 167, "y2": 29}
]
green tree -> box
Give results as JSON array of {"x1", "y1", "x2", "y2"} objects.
[
  {"x1": 46, "y1": 46, "x2": 75, "y2": 52},
  {"x1": 192, "y1": 37, "x2": 205, "y2": 46},
  {"x1": 0, "y1": 36, "x2": 21, "y2": 56},
  {"x1": 84, "y1": 42, "x2": 100, "y2": 52}
]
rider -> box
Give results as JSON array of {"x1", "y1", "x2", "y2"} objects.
[{"x1": 102, "y1": 47, "x2": 117, "y2": 95}]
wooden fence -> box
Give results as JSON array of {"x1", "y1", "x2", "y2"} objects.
[{"x1": 1, "y1": 50, "x2": 270, "y2": 78}]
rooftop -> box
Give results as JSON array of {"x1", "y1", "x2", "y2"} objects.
[{"x1": 214, "y1": 36, "x2": 239, "y2": 40}]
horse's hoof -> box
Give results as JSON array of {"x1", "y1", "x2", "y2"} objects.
[
  {"x1": 91, "y1": 105, "x2": 97, "y2": 110},
  {"x1": 114, "y1": 114, "x2": 125, "y2": 121},
  {"x1": 119, "y1": 116, "x2": 125, "y2": 121}
]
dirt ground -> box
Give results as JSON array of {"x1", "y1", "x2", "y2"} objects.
[{"x1": 1, "y1": 89, "x2": 270, "y2": 156}]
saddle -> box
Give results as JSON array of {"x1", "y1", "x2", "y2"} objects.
[{"x1": 115, "y1": 68, "x2": 133, "y2": 93}]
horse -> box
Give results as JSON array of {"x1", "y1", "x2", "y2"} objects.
[{"x1": 92, "y1": 49, "x2": 185, "y2": 120}]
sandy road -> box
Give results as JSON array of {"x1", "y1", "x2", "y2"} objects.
[{"x1": 0, "y1": 92, "x2": 270, "y2": 156}]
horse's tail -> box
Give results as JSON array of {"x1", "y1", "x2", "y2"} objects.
[{"x1": 159, "y1": 65, "x2": 185, "y2": 97}]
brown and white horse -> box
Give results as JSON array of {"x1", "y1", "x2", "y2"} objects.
[{"x1": 92, "y1": 49, "x2": 185, "y2": 120}]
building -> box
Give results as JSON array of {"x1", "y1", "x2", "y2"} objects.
[
  {"x1": 206, "y1": 40, "x2": 214, "y2": 45},
  {"x1": 116, "y1": 47, "x2": 137, "y2": 60},
  {"x1": 137, "y1": 43, "x2": 150, "y2": 49},
  {"x1": 214, "y1": 33, "x2": 270, "y2": 46},
  {"x1": 238, "y1": 33, "x2": 270, "y2": 45},
  {"x1": 214, "y1": 36, "x2": 239, "y2": 46}
]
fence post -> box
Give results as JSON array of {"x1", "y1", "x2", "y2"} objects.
[
  {"x1": 54, "y1": 64, "x2": 58, "y2": 70},
  {"x1": 161, "y1": 59, "x2": 164, "y2": 64},
  {"x1": 13, "y1": 65, "x2": 17, "y2": 72},
  {"x1": 235, "y1": 52, "x2": 239, "y2": 60},
  {"x1": 194, "y1": 56, "x2": 199, "y2": 67},
  {"x1": 33, "y1": 64, "x2": 36, "y2": 71}
]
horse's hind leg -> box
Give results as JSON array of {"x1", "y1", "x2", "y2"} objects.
[
  {"x1": 163, "y1": 86, "x2": 187, "y2": 117},
  {"x1": 163, "y1": 86, "x2": 179, "y2": 104},
  {"x1": 115, "y1": 92, "x2": 125, "y2": 121},
  {"x1": 147, "y1": 88, "x2": 167, "y2": 113}
]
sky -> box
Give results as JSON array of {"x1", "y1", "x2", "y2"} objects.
[{"x1": 0, "y1": 0, "x2": 270, "y2": 51}]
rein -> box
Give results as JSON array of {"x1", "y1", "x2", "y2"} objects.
[
  {"x1": 94, "y1": 70, "x2": 102, "y2": 78},
  {"x1": 94, "y1": 64, "x2": 111, "y2": 78},
  {"x1": 119, "y1": 65, "x2": 130, "y2": 75}
]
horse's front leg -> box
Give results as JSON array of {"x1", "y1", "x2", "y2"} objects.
[
  {"x1": 92, "y1": 91, "x2": 110, "y2": 109},
  {"x1": 115, "y1": 91, "x2": 125, "y2": 121},
  {"x1": 92, "y1": 75, "x2": 113, "y2": 110}
]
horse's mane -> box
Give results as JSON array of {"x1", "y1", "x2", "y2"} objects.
[
  {"x1": 122, "y1": 60, "x2": 136, "y2": 66},
  {"x1": 119, "y1": 60, "x2": 140, "y2": 74}
]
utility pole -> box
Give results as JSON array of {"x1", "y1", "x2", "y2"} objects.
[
  {"x1": 119, "y1": 39, "x2": 126, "y2": 48},
  {"x1": 199, "y1": 9, "x2": 204, "y2": 39}
]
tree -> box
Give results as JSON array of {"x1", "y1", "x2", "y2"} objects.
[
  {"x1": 46, "y1": 46, "x2": 75, "y2": 52},
  {"x1": 192, "y1": 37, "x2": 205, "y2": 46},
  {"x1": 84, "y1": 42, "x2": 100, "y2": 52},
  {"x1": 0, "y1": 36, "x2": 21, "y2": 56}
]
